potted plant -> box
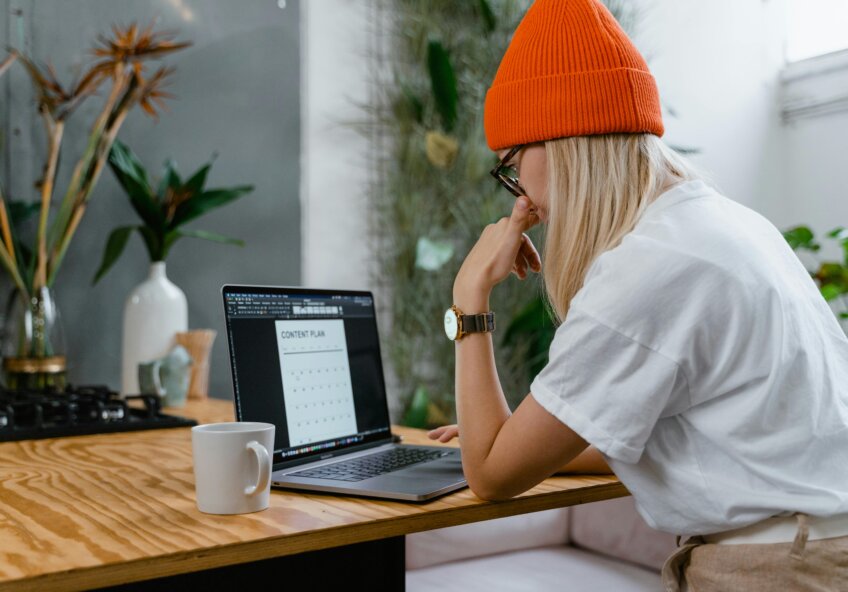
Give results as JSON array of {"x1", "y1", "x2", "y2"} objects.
[
  {"x1": 783, "y1": 225, "x2": 848, "y2": 330},
  {"x1": 94, "y1": 140, "x2": 254, "y2": 394},
  {"x1": 0, "y1": 24, "x2": 189, "y2": 389}
]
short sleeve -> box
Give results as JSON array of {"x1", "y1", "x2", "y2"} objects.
[{"x1": 529, "y1": 306, "x2": 688, "y2": 464}]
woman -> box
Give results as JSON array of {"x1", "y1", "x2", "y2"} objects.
[{"x1": 427, "y1": 0, "x2": 848, "y2": 589}]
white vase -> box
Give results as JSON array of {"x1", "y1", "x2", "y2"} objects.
[{"x1": 121, "y1": 261, "x2": 188, "y2": 396}]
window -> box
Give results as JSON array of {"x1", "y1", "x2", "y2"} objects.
[{"x1": 786, "y1": 0, "x2": 848, "y2": 62}]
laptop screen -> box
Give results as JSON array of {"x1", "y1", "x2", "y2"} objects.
[{"x1": 222, "y1": 285, "x2": 392, "y2": 464}]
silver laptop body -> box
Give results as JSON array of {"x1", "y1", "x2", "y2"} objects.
[{"x1": 222, "y1": 284, "x2": 467, "y2": 502}]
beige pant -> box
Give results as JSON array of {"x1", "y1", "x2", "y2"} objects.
[{"x1": 661, "y1": 514, "x2": 848, "y2": 591}]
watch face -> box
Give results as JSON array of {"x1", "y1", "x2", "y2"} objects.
[{"x1": 444, "y1": 308, "x2": 459, "y2": 340}]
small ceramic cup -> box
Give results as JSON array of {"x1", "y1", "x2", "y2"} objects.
[
  {"x1": 191, "y1": 422, "x2": 275, "y2": 514},
  {"x1": 138, "y1": 345, "x2": 193, "y2": 407}
]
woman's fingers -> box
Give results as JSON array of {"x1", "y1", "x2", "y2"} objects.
[
  {"x1": 512, "y1": 236, "x2": 540, "y2": 279},
  {"x1": 513, "y1": 253, "x2": 531, "y2": 279},
  {"x1": 427, "y1": 424, "x2": 459, "y2": 442},
  {"x1": 520, "y1": 233, "x2": 542, "y2": 271}
]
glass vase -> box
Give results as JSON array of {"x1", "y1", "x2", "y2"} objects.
[{"x1": 1, "y1": 287, "x2": 67, "y2": 391}]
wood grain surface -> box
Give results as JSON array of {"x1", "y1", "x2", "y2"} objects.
[{"x1": 0, "y1": 398, "x2": 628, "y2": 591}]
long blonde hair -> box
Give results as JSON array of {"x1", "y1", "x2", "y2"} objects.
[{"x1": 541, "y1": 133, "x2": 708, "y2": 323}]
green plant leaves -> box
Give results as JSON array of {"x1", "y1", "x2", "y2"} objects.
[
  {"x1": 105, "y1": 141, "x2": 254, "y2": 272},
  {"x1": 157, "y1": 158, "x2": 183, "y2": 199},
  {"x1": 783, "y1": 226, "x2": 820, "y2": 252},
  {"x1": 176, "y1": 228, "x2": 245, "y2": 246},
  {"x1": 782, "y1": 224, "x2": 848, "y2": 321},
  {"x1": 8, "y1": 200, "x2": 41, "y2": 224},
  {"x1": 820, "y1": 283, "x2": 842, "y2": 301},
  {"x1": 401, "y1": 385, "x2": 430, "y2": 428},
  {"x1": 7, "y1": 200, "x2": 40, "y2": 288},
  {"x1": 828, "y1": 226, "x2": 848, "y2": 265},
  {"x1": 427, "y1": 40, "x2": 458, "y2": 133},
  {"x1": 816, "y1": 262, "x2": 848, "y2": 301},
  {"x1": 184, "y1": 161, "x2": 213, "y2": 196},
  {"x1": 170, "y1": 186, "x2": 254, "y2": 228},
  {"x1": 92, "y1": 225, "x2": 136, "y2": 284},
  {"x1": 478, "y1": 0, "x2": 497, "y2": 33},
  {"x1": 502, "y1": 294, "x2": 556, "y2": 382},
  {"x1": 398, "y1": 84, "x2": 424, "y2": 124},
  {"x1": 160, "y1": 228, "x2": 244, "y2": 261},
  {"x1": 108, "y1": 141, "x2": 163, "y2": 230}
]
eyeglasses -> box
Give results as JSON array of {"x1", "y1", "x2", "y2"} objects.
[{"x1": 490, "y1": 144, "x2": 526, "y2": 198}]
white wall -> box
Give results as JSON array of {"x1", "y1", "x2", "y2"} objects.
[
  {"x1": 779, "y1": 50, "x2": 848, "y2": 258},
  {"x1": 300, "y1": 0, "x2": 374, "y2": 291},
  {"x1": 301, "y1": 0, "x2": 402, "y2": 415},
  {"x1": 634, "y1": 0, "x2": 846, "y2": 250},
  {"x1": 632, "y1": 0, "x2": 789, "y2": 216}
]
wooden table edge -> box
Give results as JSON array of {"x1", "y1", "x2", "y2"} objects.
[{"x1": 5, "y1": 482, "x2": 629, "y2": 592}]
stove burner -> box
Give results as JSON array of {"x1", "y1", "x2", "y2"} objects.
[{"x1": 0, "y1": 385, "x2": 197, "y2": 442}]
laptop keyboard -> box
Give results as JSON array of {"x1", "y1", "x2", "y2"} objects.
[{"x1": 289, "y1": 447, "x2": 452, "y2": 482}]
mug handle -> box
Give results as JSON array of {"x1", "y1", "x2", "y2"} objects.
[
  {"x1": 152, "y1": 360, "x2": 166, "y2": 397},
  {"x1": 244, "y1": 440, "x2": 271, "y2": 496}
]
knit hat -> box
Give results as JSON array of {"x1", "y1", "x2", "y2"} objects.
[{"x1": 484, "y1": 0, "x2": 664, "y2": 150}]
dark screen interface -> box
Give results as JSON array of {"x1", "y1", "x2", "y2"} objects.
[{"x1": 224, "y1": 289, "x2": 391, "y2": 462}]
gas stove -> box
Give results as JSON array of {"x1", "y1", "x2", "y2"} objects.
[{"x1": 0, "y1": 385, "x2": 197, "y2": 442}]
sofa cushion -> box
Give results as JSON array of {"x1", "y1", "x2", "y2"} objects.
[
  {"x1": 406, "y1": 545, "x2": 661, "y2": 591},
  {"x1": 405, "y1": 508, "x2": 570, "y2": 569},
  {"x1": 569, "y1": 496, "x2": 677, "y2": 571}
]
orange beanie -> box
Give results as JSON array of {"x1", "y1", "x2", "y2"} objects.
[{"x1": 484, "y1": 0, "x2": 664, "y2": 150}]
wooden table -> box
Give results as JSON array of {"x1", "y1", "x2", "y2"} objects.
[{"x1": 0, "y1": 398, "x2": 628, "y2": 591}]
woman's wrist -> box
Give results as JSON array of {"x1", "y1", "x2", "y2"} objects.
[{"x1": 453, "y1": 279, "x2": 492, "y2": 313}]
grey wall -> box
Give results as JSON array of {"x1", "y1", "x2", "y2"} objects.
[{"x1": 0, "y1": 0, "x2": 301, "y2": 399}]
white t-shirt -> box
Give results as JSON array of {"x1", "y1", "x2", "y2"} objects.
[{"x1": 530, "y1": 179, "x2": 848, "y2": 535}]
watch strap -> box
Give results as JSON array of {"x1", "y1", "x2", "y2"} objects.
[{"x1": 460, "y1": 312, "x2": 495, "y2": 334}]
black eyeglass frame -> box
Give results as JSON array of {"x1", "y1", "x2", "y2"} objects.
[{"x1": 490, "y1": 144, "x2": 527, "y2": 198}]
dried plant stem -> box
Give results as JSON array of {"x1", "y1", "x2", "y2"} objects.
[
  {"x1": 47, "y1": 83, "x2": 136, "y2": 286},
  {"x1": 34, "y1": 111, "x2": 65, "y2": 291},
  {"x1": 0, "y1": 191, "x2": 24, "y2": 296},
  {"x1": 0, "y1": 234, "x2": 27, "y2": 298},
  {"x1": 49, "y1": 205, "x2": 86, "y2": 286},
  {"x1": 0, "y1": 54, "x2": 19, "y2": 287},
  {"x1": 0, "y1": 190, "x2": 16, "y2": 267},
  {"x1": 47, "y1": 66, "x2": 131, "y2": 255},
  {"x1": 0, "y1": 53, "x2": 16, "y2": 78}
]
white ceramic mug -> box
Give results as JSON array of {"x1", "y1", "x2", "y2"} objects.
[{"x1": 191, "y1": 422, "x2": 275, "y2": 514}]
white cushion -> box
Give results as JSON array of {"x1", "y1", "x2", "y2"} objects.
[
  {"x1": 405, "y1": 508, "x2": 570, "y2": 569},
  {"x1": 406, "y1": 545, "x2": 661, "y2": 591},
  {"x1": 569, "y1": 496, "x2": 676, "y2": 571}
]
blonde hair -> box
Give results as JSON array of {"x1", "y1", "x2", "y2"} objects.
[{"x1": 541, "y1": 133, "x2": 708, "y2": 323}]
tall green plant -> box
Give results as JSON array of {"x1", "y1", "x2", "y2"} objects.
[
  {"x1": 360, "y1": 0, "x2": 535, "y2": 429},
  {"x1": 362, "y1": 0, "x2": 693, "y2": 428}
]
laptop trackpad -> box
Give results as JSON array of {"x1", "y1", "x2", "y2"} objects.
[{"x1": 394, "y1": 457, "x2": 466, "y2": 481}]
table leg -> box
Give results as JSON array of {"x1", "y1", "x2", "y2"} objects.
[{"x1": 96, "y1": 535, "x2": 405, "y2": 590}]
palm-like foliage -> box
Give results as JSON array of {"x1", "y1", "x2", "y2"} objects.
[
  {"x1": 0, "y1": 22, "x2": 190, "y2": 299},
  {"x1": 359, "y1": 0, "x2": 535, "y2": 427},
  {"x1": 93, "y1": 140, "x2": 254, "y2": 283}
]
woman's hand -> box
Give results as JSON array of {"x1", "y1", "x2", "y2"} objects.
[
  {"x1": 454, "y1": 197, "x2": 541, "y2": 298},
  {"x1": 427, "y1": 424, "x2": 459, "y2": 443}
]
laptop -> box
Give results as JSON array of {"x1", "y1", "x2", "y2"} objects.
[{"x1": 221, "y1": 284, "x2": 467, "y2": 502}]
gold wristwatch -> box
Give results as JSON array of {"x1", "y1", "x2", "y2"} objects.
[{"x1": 444, "y1": 304, "x2": 496, "y2": 341}]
